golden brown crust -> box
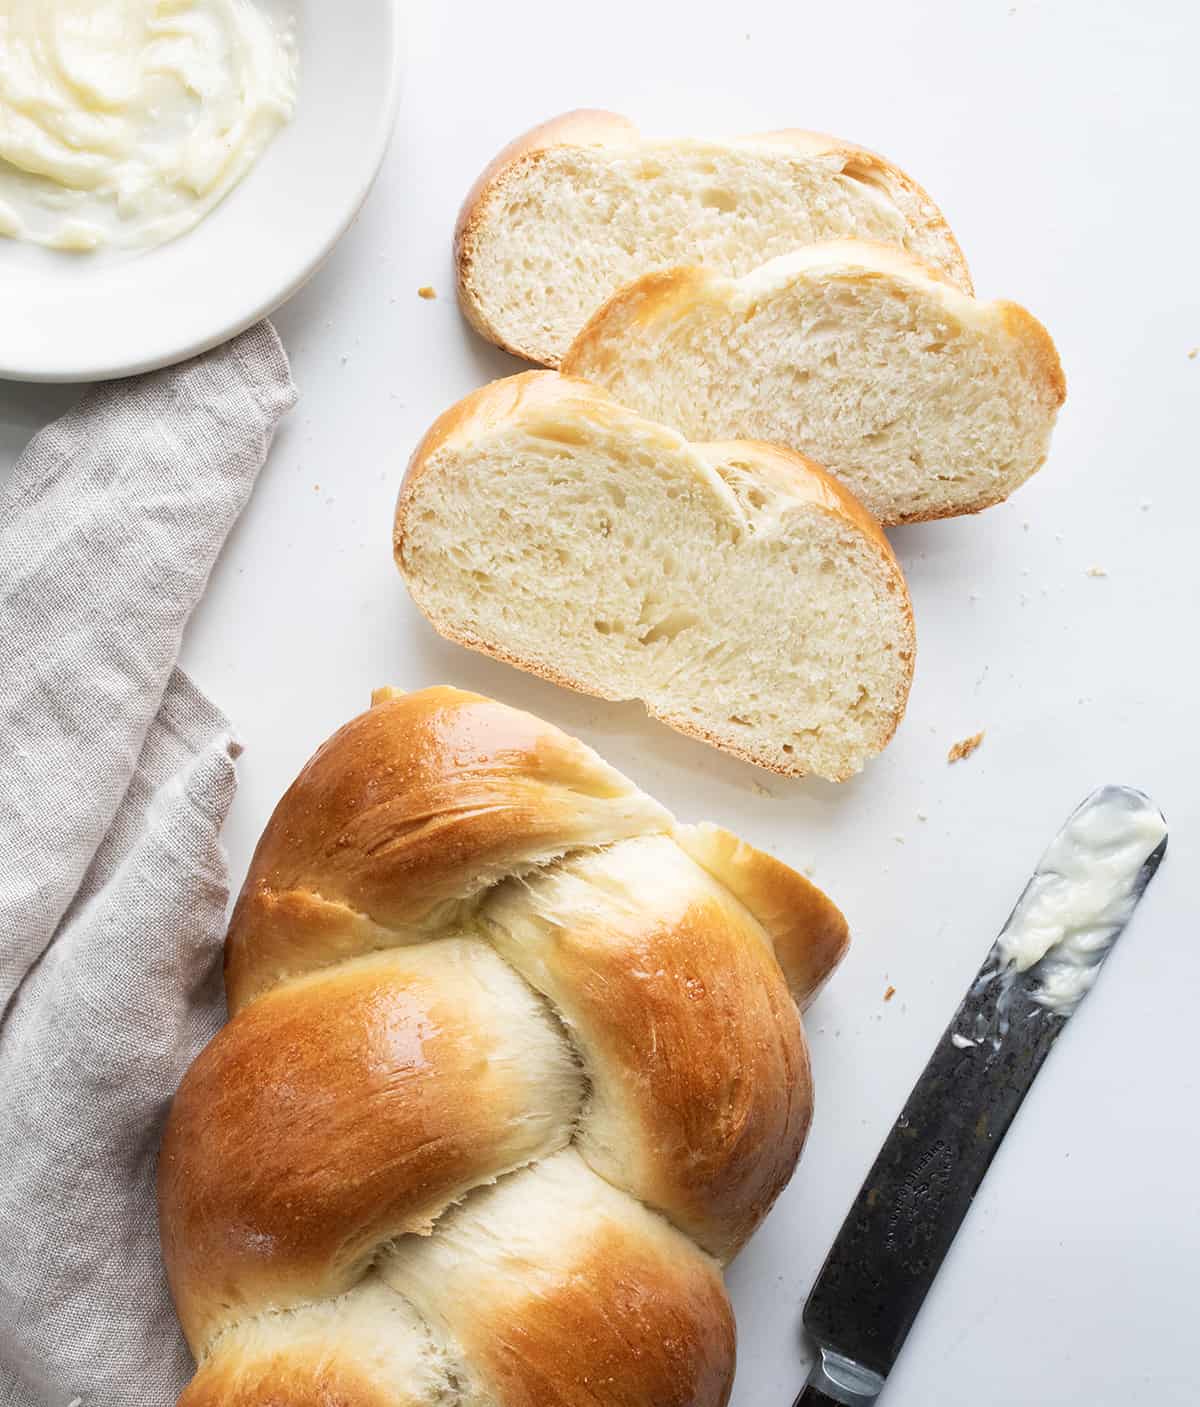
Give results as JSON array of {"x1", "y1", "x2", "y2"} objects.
[
  {"x1": 395, "y1": 375, "x2": 913, "y2": 780},
  {"x1": 561, "y1": 243, "x2": 1065, "y2": 526},
  {"x1": 453, "y1": 111, "x2": 970, "y2": 365},
  {"x1": 395, "y1": 369, "x2": 678, "y2": 521},
  {"x1": 163, "y1": 689, "x2": 846, "y2": 1404},
  {"x1": 560, "y1": 266, "x2": 711, "y2": 381},
  {"x1": 674, "y1": 825, "x2": 850, "y2": 1010},
  {"x1": 176, "y1": 1280, "x2": 443, "y2": 1407},
  {"x1": 453, "y1": 1223, "x2": 735, "y2": 1407},
  {"x1": 486, "y1": 839, "x2": 811, "y2": 1259},
  {"x1": 455, "y1": 110, "x2": 636, "y2": 249},
  {"x1": 559, "y1": 243, "x2": 955, "y2": 383},
  {"x1": 576, "y1": 893, "x2": 810, "y2": 1258},
  {"x1": 741, "y1": 128, "x2": 972, "y2": 294},
  {"x1": 178, "y1": 1350, "x2": 408, "y2": 1407},
  {"x1": 399, "y1": 371, "x2": 561, "y2": 498},
  {"x1": 881, "y1": 299, "x2": 1063, "y2": 523},
  {"x1": 160, "y1": 944, "x2": 578, "y2": 1353},
  {"x1": 225, "y1": 682, "x2": 669, "y2": 1009},
  {"x1": 455, "y1": 111, "x2": 639, "y2": 363},
  {"x1": 999, "y1": 300, "x2": 1068, "y2": 407}
]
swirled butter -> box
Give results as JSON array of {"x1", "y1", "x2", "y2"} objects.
[
  {"x1": 994, "y1": 785, "x2": 1167, "y2": 1014},
  {"x1": 0, "y1": 0, "x2": 297, "y2": 252}
]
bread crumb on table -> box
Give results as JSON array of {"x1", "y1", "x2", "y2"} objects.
[
  {"x1": 884, "y1": 985, "x2": 896, "y2": 1002},
  {"x1": 948, "y1": 731, "x2": 985, "y2": 764},
  {"x1": 1086, "y1": 565, "x2": 1108, "y2": 578},
  {"x1": 1189, "y1": 347, "x2": 1198, "y2": 359},
  {"x1": 418, "y1": 285, "x2": 437, "y2": 300}
]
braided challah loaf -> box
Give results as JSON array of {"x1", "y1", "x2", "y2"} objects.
[{"x1": 159, "y1": 686, "x2": 849, "y2": 1406}]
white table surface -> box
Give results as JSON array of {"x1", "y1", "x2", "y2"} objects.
[{"x1": 3, "y1": 3, "x2": 1197, "y2": 1404}]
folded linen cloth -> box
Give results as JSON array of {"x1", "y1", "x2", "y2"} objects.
[{"x1": 0, "y1": 324, "x2": 297, "y2": 1407}]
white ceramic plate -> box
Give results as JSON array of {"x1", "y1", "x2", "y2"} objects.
[{"x1": 0, "y1": 1, "x2": 401, "y2": 383}]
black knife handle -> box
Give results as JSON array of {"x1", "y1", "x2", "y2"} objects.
[{"x1": 792, "y1": 1387, "x2": 845, "y2": 1407}]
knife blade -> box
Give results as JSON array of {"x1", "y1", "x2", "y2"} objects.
[{"x1": 794, "y1": 784, "x2": 1168, "y2": 1407}]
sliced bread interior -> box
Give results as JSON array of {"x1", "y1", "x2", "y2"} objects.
[
  {"x1": 456, "y1": 110, "x2": 971, "y2": 367},
  {"x1": 562, "y1": 240, "x2": 1066, "y2": 526},
  {"x1": 395, "y1": 372, "x2": 915, "y2": 782}
]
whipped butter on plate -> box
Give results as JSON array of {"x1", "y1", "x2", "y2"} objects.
[{"x1": 0, "y1": 0, "x2": 297, "y2": 252}]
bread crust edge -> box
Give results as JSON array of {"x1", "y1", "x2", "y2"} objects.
[
  {"x1": 560, "y1": 245, "x2": 1066, "y2": 525},
  {"x1": 453, "y1": 111, "x2": 972, "y2": 366},
  {"x1": 743, "y1": 127, "x2": 972, "y2": 295},
  {"x1": 455, "y1": 111, "x2": 638, "y2": 366},
  {"x1": 393, "y1": 374, "x2": 916, "y2": 781}
]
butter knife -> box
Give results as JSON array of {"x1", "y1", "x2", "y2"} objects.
[{"x1": 795, "y1": 784, "x2": 1168, "y2": 1407}]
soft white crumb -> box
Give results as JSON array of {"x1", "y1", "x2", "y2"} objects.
[{"x1": 1086, "y1": 566, "x2": 1107, "y2": 578}]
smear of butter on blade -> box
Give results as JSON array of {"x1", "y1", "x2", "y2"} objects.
[
  {"x1": 0, "y1": 0, "x2": 297, "y2": 252},
  {"x1": 995, "y1": 786, "x2": 1166, "y2": 1014}
]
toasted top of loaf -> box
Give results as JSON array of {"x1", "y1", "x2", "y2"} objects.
[
  {"x1": 394, "y1": 373, "x2": 915, "y2": 781},
  {"x1": 456, "y1": 109, "x2": 971, "y2": 366},
  {"x1": 161, "y1": 686, "x2": 849, "y2": 1406},
  {"x1": 562, "y1": 240, "x2": 1066, "y2": 525}
]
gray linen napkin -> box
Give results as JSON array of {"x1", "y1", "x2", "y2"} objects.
[{"x1": 0, "y1": 324, "x2": 298, "y2": 1407}]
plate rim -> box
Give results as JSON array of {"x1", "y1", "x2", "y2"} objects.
[{"x1": 0, "y1": 0, "x2": 403, "y2": 385}]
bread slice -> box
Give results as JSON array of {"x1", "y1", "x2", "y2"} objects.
[
  {"x1": 456, "y1": 110, "x2": 971, "y2": 368},
  {"x1": 394, "y1": 372, "x2": 915, "y2": 782},
  {"x1": 562, "y1": 240, "x2": 1065, "y2": 526}
]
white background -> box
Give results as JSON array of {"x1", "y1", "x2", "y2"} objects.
[{"x1": 2, "y1": 2, "x2": 1197, "y2": 1403}]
